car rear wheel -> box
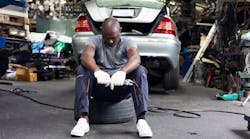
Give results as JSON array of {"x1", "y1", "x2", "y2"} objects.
[{"x1": 163, "y1": 64, "x2": 179, "y2": 90}]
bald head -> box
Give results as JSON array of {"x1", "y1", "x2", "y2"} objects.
[
  {"x1": 101, "y1": 17, "x2": 121, "y2": 46},
  {"x1": 101, "y1": 17, "x2": 121, "y2": 34}
]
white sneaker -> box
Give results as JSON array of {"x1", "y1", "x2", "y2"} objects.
[
  {"x1": 70, "y1": 118, "x2": 90, "y2": 137},
  {"x1": 136, "y1": 119, "x2": 153, "y2": 138}
]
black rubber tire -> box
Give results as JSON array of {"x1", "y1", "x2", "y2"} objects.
[
  {"x1": 74, "y1": 96, "x2": 135, "y2": 124},
  {"x1": 163, "y1": 64, "x2": 179, "y2": 90},
  {"x1": 0, "y1": 56, "x2": 8, "y2": 78}
]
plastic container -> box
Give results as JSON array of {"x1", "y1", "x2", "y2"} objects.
[
  {"x1": 241, "y1": 31, "x2": 250, "y2": 41},
  {"x1": 216, "y1": 93, "x2": 239, "y2": 101},
  {"x1": 182, "y1": 47, "x2": 191, "y2": 76},
  {"x1": 0, "y1": 36, "x2": 5, "y2": 48},
  {"x1": 239, "y1": 90, "x2": 245, "y2": 101}
]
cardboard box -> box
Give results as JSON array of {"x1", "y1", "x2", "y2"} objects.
[
  {"x1": 15, "y1": 68, "x2": 37, "y2": 82},
  {"x1": 27, "y1": 73, "x2": 37, "y2": 82},
  {"x1": 16, "y1": 68, "x2": 28, "y2": 81}
]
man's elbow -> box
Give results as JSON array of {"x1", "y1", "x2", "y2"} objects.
[
  {"x1": 135, "y1": 57, "x2": 141, "y2": 67},
  {"x1": 138, "y1": 55, "x2": 141, "y2": 64},
  {"x1": 137, "y1": 59, "x2": 141, "y2": 66},
  {"x1": 80, "y1": 55, "x2": 88, "y2": 66}
]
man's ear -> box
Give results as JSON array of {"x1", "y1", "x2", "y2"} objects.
[
  {"x1": 120, "y1": 27, "x2": 122, "y2": 32},
  {"x1": 100, "y1": 26, "x2": 103, "y2": 31}
]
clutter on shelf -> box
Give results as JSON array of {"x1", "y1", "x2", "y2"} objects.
[{"x1": 0, "y1": 31, "x2": 76, "y2": 82}]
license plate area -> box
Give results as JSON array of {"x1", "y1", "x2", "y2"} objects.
[{"x1": 112, "y1": 9, "x2": 135, "y2": 17}]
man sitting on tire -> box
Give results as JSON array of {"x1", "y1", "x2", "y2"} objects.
[{"x1": 71, "y1": 17, "x2": 153, "y2": 138}]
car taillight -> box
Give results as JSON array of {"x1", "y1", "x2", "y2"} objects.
[
  {"x1": 153, "y1": 17, "x2": 176, "y2": 35},
  {"x1": 75, "y1": 16, "x2": 92, "y2": 32}
]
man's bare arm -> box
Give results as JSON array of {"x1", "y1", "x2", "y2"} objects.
[
  {"x1": 81, "y1": 45, "x2": 100, "y2": 72},
  {"x1": 121, "y1": 47, "x2": 140, "y2": 74}
]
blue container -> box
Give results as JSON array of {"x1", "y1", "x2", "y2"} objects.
[
  {"x1": 32, "y1": 41, "x2": 45, "y2": 53},
  {"x1": 0, "y1": 37, "x2": 5, "y2": 48},
  {"x1": 182, "y1": 48, "x2": 191, "y2": 76}
]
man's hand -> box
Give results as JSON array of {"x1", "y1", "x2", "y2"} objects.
[
  {"x1": 124, "y1": 79, "x2": 134, "y2": 86},
  {"x1": 94, "y1": 70, "x2": 111, "y2": 86},
  {"x1": 110, "y1": 71, "x2": 126, "y2": 90}
]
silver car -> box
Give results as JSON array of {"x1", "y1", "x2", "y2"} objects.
[{"x1": 72, "y1": 0, "x2": 181, "y2": 90}]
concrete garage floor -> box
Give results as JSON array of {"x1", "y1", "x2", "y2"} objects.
[{"x1": 1, "y1": 78, "x2": 250, "y2": 139}]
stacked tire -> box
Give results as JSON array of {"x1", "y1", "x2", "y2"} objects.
[
  {"x1": 74, "y1": 96, "x2": 134, "y2": 124},
  {"x1": 0, "y1": 50, "x2": 9, "y2": 78}
]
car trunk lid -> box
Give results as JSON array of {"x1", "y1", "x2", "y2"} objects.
[
  {"x1": 85, "y1": 0, "x2": 165, "y2": 23},
  {"x1": 84, "y1": 0, "x2": 168, "y2": 34}
]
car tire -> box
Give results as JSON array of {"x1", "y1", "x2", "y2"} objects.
[
  {"x1": 163, "y1": 64, "x2": 179, "y2": 90},
  {"x1": 74, "y1": 96, "x2": 134, "y2": 124}
]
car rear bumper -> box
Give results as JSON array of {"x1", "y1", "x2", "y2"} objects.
[
  {"x1": 72, "y1": 33, "x2": 181, "y2": 69},
  {"x1": 127, "y1": 35, "x2": 181, "y2": 69}
]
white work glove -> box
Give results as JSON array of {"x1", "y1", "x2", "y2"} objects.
[
  {"x1": 94, "y1": 70, "x2": 111, "y2": 86},
  {"x1": 124, "y1": 79, "x2": 134, "y2": 86},
  {"x1": 110, "y1": 71, "x2": 126, "y2": 90}
]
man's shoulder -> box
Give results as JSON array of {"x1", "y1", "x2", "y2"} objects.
[
  {"x1": 120, "y1": 36, "x2": 133, "y2": 43},
  {"x1": 89, "y1": 35, "x2": 102, "y2": 40},
  {"x1": 120, "y1": 37, "x2": 137, "y2": 47},
  {"x1": 86, "y1": 35, "x2": 102, "y2": 48}
]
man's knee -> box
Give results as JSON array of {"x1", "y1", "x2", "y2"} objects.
[
  {"x1": 76, "y1": 65, "x2": 85, "y2": 75},
  {"x1": 132, "y1": 65, "x2": 148, "y2": 78},
  {"x1": 76, "y1": 65, "x2": 92, "y2": 76}
]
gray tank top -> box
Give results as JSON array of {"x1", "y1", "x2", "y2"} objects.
[{"x1": 86, "y1": 35, "x2": 137, "y2": 75}]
